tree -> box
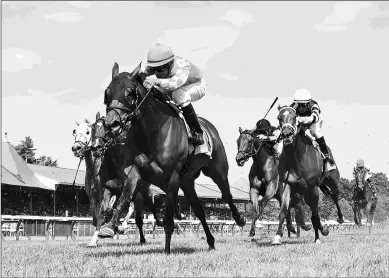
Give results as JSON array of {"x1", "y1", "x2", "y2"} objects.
[
  {"x1": 36, "y1": 155, "x2": 58, "y2": 167},
  {"x1": 14, "y1": 136, "x2": 58, "y2": 167},
  {"x1": 14, "y1": 136, "x2": 36, "y2": 163}
]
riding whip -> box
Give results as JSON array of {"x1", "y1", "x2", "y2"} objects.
[{"x1": 263, "y1": 97, "x2": 279, "y2": 119}]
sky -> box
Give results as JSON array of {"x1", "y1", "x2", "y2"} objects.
[{"x1": 2, "y1": 1, "x2": 389, "y2": 185}]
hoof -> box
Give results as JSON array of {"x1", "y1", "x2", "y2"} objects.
[
  {"x1": 117, "y1": 226, "x2": 125, "y2": 235},
  {"x1": 301, "y1": 224, "x2": 311, "y2": 231},
  {"x1": 321, "y1": 225, "x2": 329, "y2": 236},
  {"x1": 272, "y1": 235, "x2": 282, "y2": 245},
  {"x1": 98, "y1": 227, "x2": 115, "y2": 239},
  {"x1": 249, "y1": 230, "x2": 255, "y2": 237},
  {"x1": 251, "y1": 237, "x2": 256, "y2": 242},
  {"x1": 337, "y1": 217, "x2": 344, "y2": 224},
  {"x1": 237, "y1": 216, "x2": 246, "y2": 227},
  {"x1": 209, "y1": 245, "x2": 216, "y2": 251},
  {"x1": 140, "y1": 240, "x2": 146, "y2": 245},
  {"x1": 288, "y1": 226, "x2": 297, "y2": 234},
  {"x1": 315, "y1": 239, "x2": 321, "y2": 244}
]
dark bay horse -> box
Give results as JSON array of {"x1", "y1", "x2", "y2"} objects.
[
  {"x1": 353, "y1": 170, "x2": 377, "y2": 227},
  {"x1": 273, "y1": 105, "x2": 344, "y2": 244},
  {"x1": 99, "y1": 62, "x2": 246, "y2": 254},
  {"x1": 91, "y1": 112, "x2": 165, "y2": 244},
  {"x1": 235, "y1": 127, "x2": 310, "y2": 240}
]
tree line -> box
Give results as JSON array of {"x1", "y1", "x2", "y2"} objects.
[{"x1": 14, "y1": 136, "x2": 58, "y2": 167}]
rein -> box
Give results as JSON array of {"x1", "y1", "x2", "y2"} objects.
[{"x1": 237, "y1": 130, "x2": 263, "y2": 162}]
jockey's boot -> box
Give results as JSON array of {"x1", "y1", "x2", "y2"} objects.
[
  {"x1": 182, "y1": 103, "x2": 204, "y2": 146},
  {"x1": 316, "y1": 136, "x2": 335, "y2": 165}
]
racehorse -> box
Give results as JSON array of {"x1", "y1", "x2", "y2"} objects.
[
  {"x1": 273, "y1": 105, "x2": 344, "y2": 244},
  {"x1": 72, "y1": 116, "x2": 163, "y2": 246},
  {"x1": 235, "y1": 127, "x2": 311, "y2": 240},
  {"x1": 99, "y1": 62, "x2": 246, "y2": 254},
  {"x1": 353, "y1": 169, "x2": 377, "y2": 227}
]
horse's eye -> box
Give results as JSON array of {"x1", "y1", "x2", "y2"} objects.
[
  {"x1": 86, "y1": 131, "x2": 90, "y2": 135},
  {"x1": 72, "y1": 129, "x2": 76, "y2": 135}
]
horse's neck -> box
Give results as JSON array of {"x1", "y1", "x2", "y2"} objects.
[
  {"x1": 84, "y1": 150, "x2": 94, "y2": 173},
  {"x1": 253, "y1": 144, "x2": 270, "y2": 166},
  {"x1": 293, "y1": 132, "x2": 314, "y2": 161}
]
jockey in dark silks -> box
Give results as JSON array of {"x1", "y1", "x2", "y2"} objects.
[
  {"x1": 290, "y1": 87, "x2": 334, "y2": 165},
  {"x1": 142, "y1": 43, "x2": 206, "y2": 146},
  {"x1": 253, "y1": 119, "x2": 282, "y2": 159}
]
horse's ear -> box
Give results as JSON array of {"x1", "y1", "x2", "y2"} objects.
[
  {"x1": 112, "y1": 62, "x2": 119, "y2": 79},
  {"x1": 239, "y1": 127, "x2": 243, "y2": 134},
  {"x1": 84, "y1": 118, "x2": 90, "y2": 124},
  {"x1": 96, "y1": 112, "x2": 100, "y2": 121},
  {"x1": 277, "y1": 105, "x2": 281, "y2": 111},
  {"x1": 129, "y1": 62, "x2": 142, "y2": 79},
  {"x1": 75, "y1": 119, "x2": 80, "y2": 126}
]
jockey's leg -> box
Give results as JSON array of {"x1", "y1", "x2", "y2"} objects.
[
  {"x1": 310, "y1": 116, "x2": 334, "y2": 165},
  {"x1": 173, "y1": 80, "x2": 207, "y2": 146}
]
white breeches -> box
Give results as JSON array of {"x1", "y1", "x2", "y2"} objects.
[{"x1": 172, "y1": 78, "x2": 207, "y2": 107}]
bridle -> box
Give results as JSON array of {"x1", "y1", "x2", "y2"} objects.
[
  {"x1": 237, "y1": 130, "x2": 262, "y2": 163},
  {"x1": 105, "y1": 82, "x2": 152, "y2": 138},
  {"x1": 277, "y1": 106, "x2": 299, "y2": 143},
  {"x1": 73, "y1": 127, "x2": 92, "y2": 158}
]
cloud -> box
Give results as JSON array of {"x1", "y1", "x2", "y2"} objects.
[
  {"x1": 44, "y1": 12, "x2": 83, "y2": 23},
  {"x1": 219, "y1": 9, "x2": 255, "y2": 28},
  {"x1": 157, "y1": 25, "x2": 240, "y2": 70},
  {"x1": 313, "y1": 1, "x2": 372, "y2": 32},
  {"x1": 67, "y1": 1, "x2": 93, "y2": 9},
  {"x1": 2, "y1": 47, "x2": 41, "y2": 73},
  {"x1": 220, "y1": 73, "x2": 239, "y2": 81}
]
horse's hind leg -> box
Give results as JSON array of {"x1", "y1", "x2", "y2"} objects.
[
  {"x1": 203, "y1": 162, "x2": 246, "y2": 227},
  {"x1": 134, "y1": 191, "x2": 146, "y2": 244},
  {"x1": 322, "y1": 176, "x2": 344, "y2": 224}
]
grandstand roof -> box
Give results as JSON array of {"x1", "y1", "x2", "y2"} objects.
[
  {"x1": 1, "y1": 142, "x2": 53, "y2": 190},
  {"x1": 28, "y1": 164, "x2": 86, "y2": 187}
]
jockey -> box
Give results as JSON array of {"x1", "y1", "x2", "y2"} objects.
[
  {"x1": 290, "y1": 87, "x2": 334, "y2": 164},
  {"x1": 353, "y1": 159, "x2": 376, "y2": 198},
  {"x1": 254, "y1": 119, "x2": 282, "y2": 159},
  {"x1": 142, "y1": 43, "x2": 206, "y2": 146}
]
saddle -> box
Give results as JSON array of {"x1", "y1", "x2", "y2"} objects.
[{"x1": 151, "y1": 87, "x2": 213, "y2": 157}]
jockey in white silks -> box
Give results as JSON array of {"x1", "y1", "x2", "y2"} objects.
[
  {"x1": 353, "y1": 159, "x2": 377, "y2": 198},
  {"x1": 290, "y1": 87, "x2": 334, "y2": 165},
  {"x1": 142, "y1": 43, "x2": 206, "y2": 146}
]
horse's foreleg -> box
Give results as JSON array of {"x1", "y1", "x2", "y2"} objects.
[
  {"x1": 292, "y1": 193, "x2": 311, "y2": 231},
  {"x1": 306, "y1": 185, "x2": 329, "y2": 243},
  {"x1": 98, "y1": 166, "x2": 141, "y2": 239},
  {"x1": 163, "y1": 172, "x2": 181, "y2": 254},
  {"x1": 272, "y1": 182, "x2": 290, "y2": 245},
  {"x1": 134, "y1": 191, "x2": 146, "y2": 244},
  {"x1": 249, "y1": 187, "x2": 260, "y2": 239}
]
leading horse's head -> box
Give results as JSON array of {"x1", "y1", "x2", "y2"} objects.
[
  {"x1": 235, "y1": 127, "x2": 260, "y2": 167},
  {"x1": 103, "y1": 62, "x2": 146, "y2": 138},
  {"x1": 277, "y1": 105, "x2": 298, "y2": 145},
  {"x1": 72, "y1": 118, "x2": 92, "y2": 157}
]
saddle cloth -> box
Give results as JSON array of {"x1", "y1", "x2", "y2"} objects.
[
  {"x1": 303, "y1": 129, "x2": 337, "y2": 172},
  {"x1": 164, "y1": 100, "x2": 213, "y2": 158}
]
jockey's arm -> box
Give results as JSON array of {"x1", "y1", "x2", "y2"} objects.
[
  {"x1": 155, "y1": 64, "x2": 190, "y2": 91},
  {"x1": 268, "y1": 129, "x2": 281, "y2": 141},
  {"x1": 364, "y1": 164, "x2": 373, "y2": 182},
  {"x1": 310, "y1": 102, "x2": 321, "y2": 123}
]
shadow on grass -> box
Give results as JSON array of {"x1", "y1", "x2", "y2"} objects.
[{"x1": 86, "y1": 246, "x2": 197, "y2": 257}]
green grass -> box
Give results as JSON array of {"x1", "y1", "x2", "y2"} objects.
[{"x1": 2, "y1": 227, "x2": 389, "y2": 277}]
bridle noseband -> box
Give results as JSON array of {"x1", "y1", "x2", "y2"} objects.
[
  {"x1": 237, "y1": 130, "x2": 262, "y2": 162},
  {"x1": 277, "y1": 106, "x2": 298, "y2": 142}
]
